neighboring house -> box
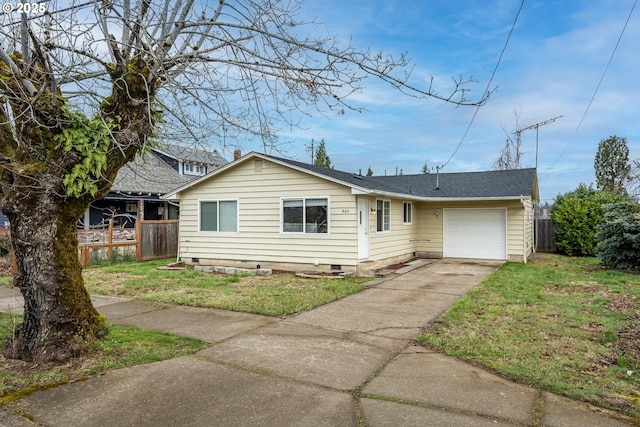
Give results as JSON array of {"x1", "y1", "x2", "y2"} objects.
[
  {"x1": 163, "y1": 152, "x2": 539, "y2": 276},
  {"x1": 82, "y1": 144, "x2": 228, "y2": 229}
]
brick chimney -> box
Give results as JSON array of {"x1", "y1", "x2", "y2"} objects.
[{"x1": 233, "y1": 149, "x2": 241, "y2": 161}]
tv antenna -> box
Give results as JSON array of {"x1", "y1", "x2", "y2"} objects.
[{"x1": 515, "y1": 116, "x2": 562, "y2": 169}]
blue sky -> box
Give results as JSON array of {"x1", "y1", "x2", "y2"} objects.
[{"x1": 238, "y1": 0, "x2": 639, "y2": 203}]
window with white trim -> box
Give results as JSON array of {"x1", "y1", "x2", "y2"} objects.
[
  {"x1": 403, "y1": 202, "x2": 412, "y2": 224},
  {"x1": 184, "y1": 163, "x2": 206, "y2": 176},
  {"x1": 376, "y1": 199, "x2": 390, "y2": 232},
  {"x1": 282, "y1": 198, "x2": 328, "y2": 234},
  {"x1": 200, "y1": 200, "x2": 238, "y2": 232}
]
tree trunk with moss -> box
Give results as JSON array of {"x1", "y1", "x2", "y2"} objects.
[
  {"x1": 3, "y1": 197, "x2": 107, "y2": 362},
  {"x1": 0, "y1": 49, "x2": 154, "y2": 361}
]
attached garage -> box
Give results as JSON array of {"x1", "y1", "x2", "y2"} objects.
[
  {"x1": 166, "y1": 152, "x2": 538, "y2": 276},
  {"x1": 443, "y1": 208, "x2": 507, "y2": 260}
]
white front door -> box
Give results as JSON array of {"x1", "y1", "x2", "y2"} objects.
[{"x1": 358, "y1": 198, "x2": 370, "y2": 260}]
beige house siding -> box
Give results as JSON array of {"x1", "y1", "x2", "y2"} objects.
[
  {"x1": 176, "y1": 159, "x2": 360, "y2": 273},
  {"x1": 362, "y1": 197, "x2": 420, "y2": 266},
  {"x1": 414, "y1": 199, "x2": 533, "y2": 261},
  {"x1": 521, "y1": 198, "x2": 535, "y2": 262},
  {"x1": 170, "y1": 153, "x2": 536, "y2": 275}
]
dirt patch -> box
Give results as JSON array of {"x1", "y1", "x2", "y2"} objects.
[
  {"x1": 594, "y1": 295, "x2": 640, "y2": 372},
  {"x1": 542, "y1": 281, "x2": 610, "y2": 296},
  {"x1": 386, "y1": 258, "x2": 417, "y2": 271}
]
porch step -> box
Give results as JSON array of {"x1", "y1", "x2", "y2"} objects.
[
  {"x1": 375, "y1": 269, "x2": 395, "y2": 277},
  {"x1": 395, "y1": 259, "x2": 437, "y2": 274}
]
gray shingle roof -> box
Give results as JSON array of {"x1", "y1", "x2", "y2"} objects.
[
  {"x1": 154, "y1": 143, "x2": 227, "y2": 167},
  {"x1": 111, "y1": 145, "x2": 229, "y2": 196},
  {"x1": 270, "y1": 155, "x2": 537, "y2": 199},
  {"x1": 111, "y1": 151, "x2": 195, "y2": 195},
  {"x1": 163, "y1": 151, "x2": 538, "y2": 201}
]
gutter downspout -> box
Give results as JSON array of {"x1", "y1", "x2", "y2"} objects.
[{"x1": 521, "y1": 198, "x2": 528, "y2": 263}]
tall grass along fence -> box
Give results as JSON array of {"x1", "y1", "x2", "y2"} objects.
[{"x1": 77, "y1": 219, "x2": 179, "y2": 267}]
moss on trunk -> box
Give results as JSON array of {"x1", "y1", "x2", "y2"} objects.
[{"x1": 3, "y1": 202, "x2": 107, "y2": 362}]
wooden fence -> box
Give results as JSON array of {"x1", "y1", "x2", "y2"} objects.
[
  {"x1": 138, "y1": 219, "x2": 179, "y2": 261},
  {"x1": 78, "y1": 219, "x2": 179, "y2": 267},
  {"x1": 535, "y1": 218, "x2": 556, "y2": 253}
]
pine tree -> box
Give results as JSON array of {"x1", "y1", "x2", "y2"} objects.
[
  {"x1": 314, "y1": 139, "x2": 332, "y2": 168},
  {"x1": 594, "y1": 135, "x2": 631, "y2": 196}
]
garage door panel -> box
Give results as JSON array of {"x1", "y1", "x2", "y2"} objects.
[{"x1": 444, "y1": 209, "x2": 506, "y2": 260}]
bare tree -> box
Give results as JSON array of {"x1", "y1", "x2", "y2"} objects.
[
  {"x1": 0, "y1": 0, "x2": 487, "y2": 361},
  {"x1": 493, "y1": 111, "x2": 523, "y2": 170}
]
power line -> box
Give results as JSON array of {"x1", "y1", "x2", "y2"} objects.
[
  {"x1": 545, "y1": 0, "x2": 637, "y2": 173},
  {"x1": 440, "y1": 0, "x2": 525, "y2": 169}
]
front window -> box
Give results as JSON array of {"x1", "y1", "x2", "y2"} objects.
[
  {"x1": 200, "y1": 200, "x2": 238, "y2": 232},
  {"x1": 377, "y1": 199, "x2": 390, "y2": 232},
  {"x1": 282, "y1": 198, "x2": 328, "y2": 234}
]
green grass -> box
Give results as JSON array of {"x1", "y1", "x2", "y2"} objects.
[
  {"x1": 0, "y1": 258, "x2": 367, "y2": 403},
  {"x1": 417, "y1": 253, "x2": 640, "y2": 419},
  {"x1": 0, "y1": 314, "x2": 207, "y2": 401},
  {"x1": 83, "y1": 258, "x2": 369, "y2": 316}
]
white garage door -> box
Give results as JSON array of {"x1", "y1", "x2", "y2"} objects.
[{"x1": 444, "y1": 209, "x2": 506, "y2": 260}]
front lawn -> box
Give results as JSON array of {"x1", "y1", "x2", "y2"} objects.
[
  {"x1": 83, "y1": 259, "x2": 370, "y2": 316},
  {"x1": 417, "y1": 253, "x2": 640, "y2": 419},
  {"x1": 0, "y1": 314, "x2": 207, "y2": 401}
]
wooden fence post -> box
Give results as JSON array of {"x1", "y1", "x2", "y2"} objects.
[
  {"x1": 107, "y1": 218, "x2": 114, "y2": 259},
  {"x1": 136, "y1": 219, "x2": 142, "y2": 262},
  {"x1": 81, "y1": 247, "x2": 90, "y2": 267},
  {"x1": 11, "y1": 250, "x2": 17, "y2": 274}
]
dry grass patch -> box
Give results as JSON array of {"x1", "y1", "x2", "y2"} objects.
[{"x1": 82, "y1": 259, "x2": 369, "y2": 316}]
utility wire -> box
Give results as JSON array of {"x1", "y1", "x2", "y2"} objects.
[
  {"x1": 440, "y1": 0, "x2": 525, "y2": 169},
  {"x1": 545, "y1": 0, "x2": 636, "y2": 172}
]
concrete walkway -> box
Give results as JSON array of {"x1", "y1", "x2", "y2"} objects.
[{"x1": 0, "y1": 259, "x2": 636, "y2": 426}]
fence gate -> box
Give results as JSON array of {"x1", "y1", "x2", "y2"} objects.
[{"x1": 138, "y1": 219, "x2": 179, "y2": 261}]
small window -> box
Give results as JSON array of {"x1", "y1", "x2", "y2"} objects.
[
  {"x1": 282, "y1": 198, "x2": 328, "y2": 234},
  {"x1": 403, "y1": 202, "x2": 412, "y2": 224},
  {"x1": 185, "y1": 163, "x2": 206, "y2": 176},
  {"x1": 200, "y1": 200, "x2": 238, "y2": 232},
  {"x1": 376, "y1": 199, "x2": 390, "y2": 232}
]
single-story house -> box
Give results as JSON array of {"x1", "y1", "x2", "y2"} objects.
[{"x1": 163, "y1": 152, "x2": 539, "y2": 276}]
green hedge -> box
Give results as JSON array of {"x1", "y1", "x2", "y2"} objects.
[
  {"x1": 596, "y1": 202, "x2": 640, "y2": 272},
  {"x1": 551, "y1": 185, "x2": 628, "y2": 256}
]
